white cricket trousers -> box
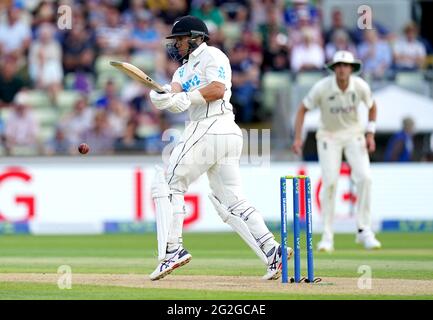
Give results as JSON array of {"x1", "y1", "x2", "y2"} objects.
[
  {"x1": 317, "y1": 133, "x2": 372, "y2": 237},
  {"x1": 165, "y1": 114, "x2": 275, "y2": 252}
]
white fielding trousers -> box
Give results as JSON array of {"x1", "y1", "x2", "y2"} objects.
[
  {"x1": 165, "y1": 114, "x2": 275, "y2": 252},
  {"x1": 317, "y1": 133, "x2": 372, "y2": 237}
]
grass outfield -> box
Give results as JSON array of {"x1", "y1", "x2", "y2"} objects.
[{"x1": 0, "y1": 232, "x2": 432, "y2": 300}]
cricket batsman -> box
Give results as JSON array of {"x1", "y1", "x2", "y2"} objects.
[
  {"x1": 292, "y1": 50, "x2": 382, "y2": 252},
  {"x1": 148, "y1": 16, "x2": 292, "y2": 280}
]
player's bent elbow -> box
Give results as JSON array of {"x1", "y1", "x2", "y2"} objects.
[
  {"x1": 214, "y1": 89, "x2": 225, "y2": 100},
  {"x1": 215, "y1": 83, "x2": 226, "y2": 97},
  {"x1": 202, "y1": 82, "x2": 225, "y2": 101}
]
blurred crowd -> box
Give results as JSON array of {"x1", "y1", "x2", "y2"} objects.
[{"x1": 0, "y1": 0, "x2": 432, "y2": 157}]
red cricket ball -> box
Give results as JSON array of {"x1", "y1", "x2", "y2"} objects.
[{"x1": 78, "y1": 143, "x2": 90, "y2": 154}]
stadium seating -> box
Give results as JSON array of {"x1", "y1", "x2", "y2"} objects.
[
  {"x1": 290, "y1": 71, "x2": 325, "y2": 112},
  {"x1": 295, "y1": 71, "x2": 326, "y2": 87},
  {"x1": 64, "y1": 72, "x2": 95, "y2": 92},
  {"x1": 130, "y1": 53, "x2": 156, "y2": 75},
  {"x1": 395, "y1": 71, "x2": 430, "y2": 96},
  {"x1": 95, "y1": 55, "x2": 122, "y2": 74},
  {"x1": 39, "y1": 125, "x2": 56, "y2": 143},
  {"x1": 261, "y1": 72, "x2": 292, "y2": 112},
  {"x1": 56, "y1": 90, "x2": 81, "y2": 115},
  {"x1": 25, "y1": 90, "x2": 52, "y2": 109},
  {"x1": 221, "y1": 22, "x2": 241, "y2": 47},
  {"x1": 96, "y1": 71, "x2": 128, "y2": 91},
  {"x1": 33, "y1": 108, "x2": 58, "y2": 127}
]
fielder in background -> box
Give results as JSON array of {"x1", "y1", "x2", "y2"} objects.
[
  {"x1": 292, "y1": 50, "x2": 381, "y2": 252},
  {"x1": 149, "y1": 16, "x2": 292, "y2": 281}
]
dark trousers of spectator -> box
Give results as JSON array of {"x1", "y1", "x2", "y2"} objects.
[{"x1": 233, "y1": 82, "x2": 256, "y2": 123}]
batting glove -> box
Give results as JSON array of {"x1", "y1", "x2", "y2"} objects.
[
  {"x1": 149, "y1": 90, "x2": 173, "y2": 110},
  {"x1": 167, "y1": 92, "x2": 191, "y2": 113}
]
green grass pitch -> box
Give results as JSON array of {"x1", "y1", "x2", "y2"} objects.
[{"x1": 0, "y1": 232, "x2": 432, "y2": 300}]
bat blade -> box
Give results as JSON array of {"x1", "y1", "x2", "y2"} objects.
[{"x1": 109, "y1": 61, "x2": 166, "y2": 93}]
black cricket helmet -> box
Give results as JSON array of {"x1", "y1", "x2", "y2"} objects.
[
  {"x1": 166, "y1": 16, "x2": 209, "y2": 61},
  {"x1": 166, "y1": 15, "x2": 209, "y2": 40}
]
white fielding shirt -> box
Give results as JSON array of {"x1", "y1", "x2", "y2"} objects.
[
  {"x1": 303, "y1": 75, "x2": 373, "y2": 139},
  {"x1": 172, "y1": 42, "x2": 234, "y2": 121}
]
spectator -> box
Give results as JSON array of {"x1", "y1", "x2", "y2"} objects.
[
  {"x1": 0, "y1": 5, "x2": 31, "y2": 59},
  {"x1": 240, "y1": 28, "x2": 263, "y2": 66},
  {"x1": 121, "y1": 0, "x2": 147, "y2": 28},
  {"x1": 323, "y1": 8, "x2": 355, "y2": 44},
  {"x1": 257, "y1": 7, "x2": 287, "y2": 49},
  {"x1": 159, "y1": 0, "x2": 189, "y2": 25},
  {"x1": 290, "y1": 28, "x2": 325, "y2": 72},
  {"x1": 62, "y1": 21, "x2": 96, "y2": 74},
  {"x1": 351, "y1": 10, "x2": 394, "y2": 45},
  {"x1": 81, "y1": 110, "x2": 115, "y2": 155},
  {"x1": 84, "y1": 0, "x2": 107, "y2": 30},
  {"x1": 357, "y1": 29, "x2": 393, "y2": 80},
  {"x1": 287, "y1": 8, "x2": 323, "y2": 48},
  {"x1": 130, "y1": 11, "x2": 161, "y2": 56},
  {"x1": 106, "y1": 98, "x2": 130, "y2": 139},
  {"x1": 146, "y1": 0, "x2": 170, "y2": 13},
  {"x1": 206, "y1": 21, "x2": 226, "y2": 51},
  {"x1": 126, "y1": 77, "x2": 165, "y2": 153},
  {"x1": 96, "y1": 6, "x2": 130, "y2": 56},
  {"x1": 4, "y1": 91, "x2": 40, "y2": 156},
  {"x1": 325, "y1": 29, "x2": 357, "y2": 62},
  {"x1": 249, "y1": 0, "x2": 280, "y2": 29},
  {"x1": 393, "y1": 22, "x2": 426, "y2": 71},
  {"x1": 28, "y1": 22, "x2": 63, "y2": 105},
  {"x1": 114, "y1": 119, "x2": 144, "y2": 153},
  {"x1": 191, "y1": 0, "x2": 225, "y2": 29},
  {"x1": 284, "y1": 0, "x2": 319, "y2": 29},
  {"x1": 261, "y1": 31, "x2": 290, "y2": 72},
  {"x1": 135, "y1": 102, "x2": 164, "y2": 154},
  {"x1": 60, "y1": 97, "x2": 94, "y2": 147},
  {"x1": 384, "y1": 117, "x2": 415, "y2": 162},
  {"x1": 0, "y1": 55, "x2": 28, "y2": 107},
  {"x1": 287, "y1": 0, "x2": 323, "y2": 48},
  {"x1": 122, "y1": 76, "x2": 152, "y2": 111},
  {"x1": 44, "y1": 125, "x2": 74, "y2": 156},
  {"x1": 95, "y1": 79, "x2": 120, "y2": 109},
  {"x1": 30, "y1": 0, "x2": 57, "y2": 36},
  {"x1": 230, "y1": 43, "x2": 260, "y2": 123},
  {"x1": 218, "y1": 0, "x2": 249, "y2": 23}
]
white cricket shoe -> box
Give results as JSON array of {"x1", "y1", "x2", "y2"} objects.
[
  {"x1": 356, "y1": 230, "x2": 381, "y2": 250},
  {"x1": 317, "y1": 233, "x2": 334, "y2": 252},
  {"x1": 262, "y1": 244, "x2": 294, "y2": 280},
  {"x1": 149, "y1": 246, "x2": 192, "y2": 281}
]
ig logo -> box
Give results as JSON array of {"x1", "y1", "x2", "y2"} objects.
[
  {"x1": 357, "y1": 265, "x2": 372, "y2": 289},
  {"x1": 57, "y1": 265, "x2": 72, "y2": 290},
  {"x1": 57, "y1": 5, "x2": 72, "y2": 30},
  {"x1": 357, "y1": 5, "x2": 373, "y2": 30}
]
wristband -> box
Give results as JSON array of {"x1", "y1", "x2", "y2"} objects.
[
  {"x1": 188, "y1": 90, "x2": 206, "y2": 106},
  {"x1": 366, "y1": 121, "x2": 376, "y2": 134}
]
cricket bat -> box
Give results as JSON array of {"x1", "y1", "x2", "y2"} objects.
[{"x1": 109, "y1": 61, "x2": 166, "y2": 93}]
